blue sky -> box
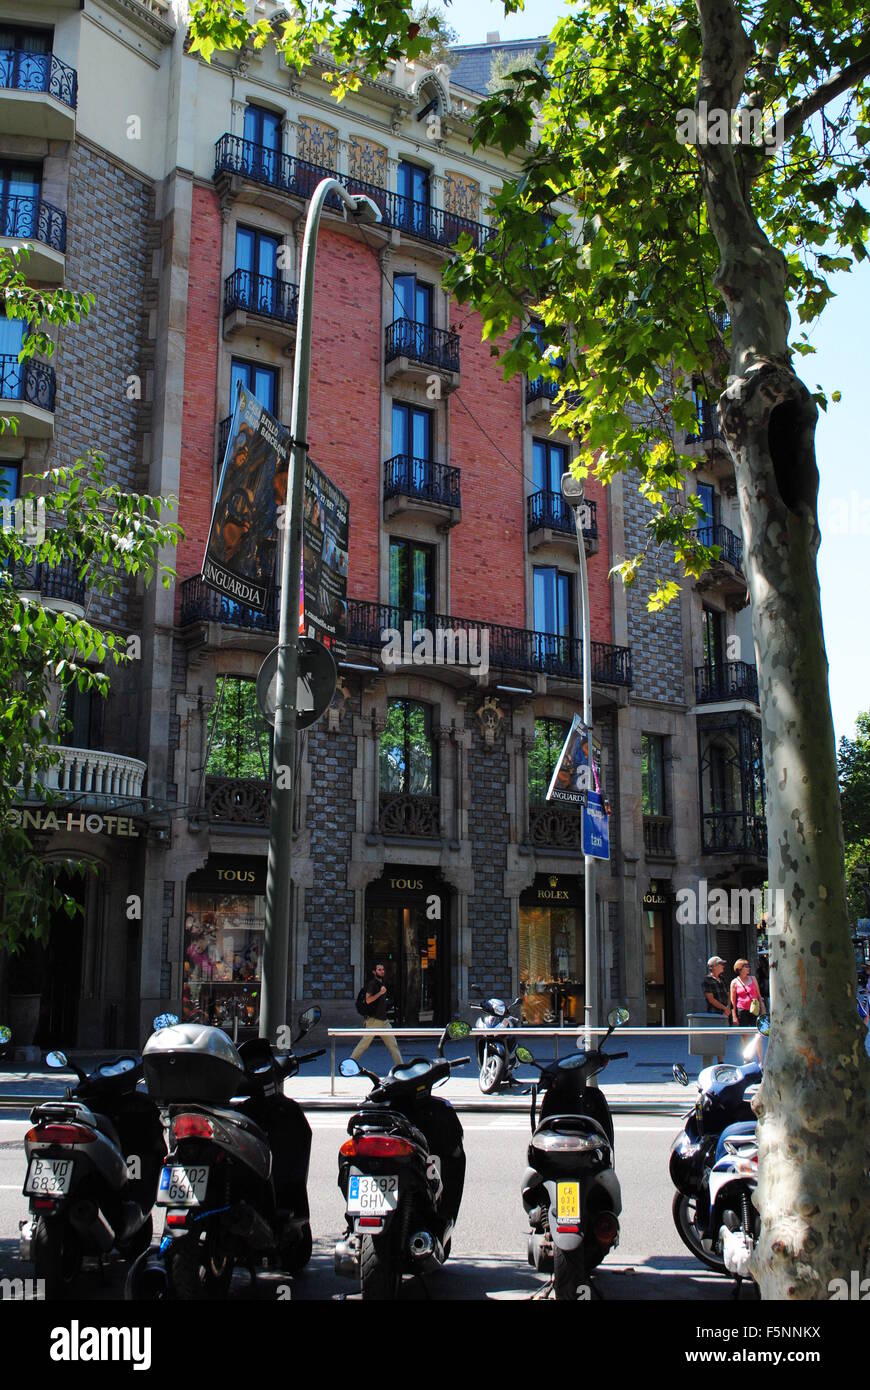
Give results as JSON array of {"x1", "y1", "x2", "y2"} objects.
[{"x1": 448, "y1": 1, "x2": 869, "y2": 746}]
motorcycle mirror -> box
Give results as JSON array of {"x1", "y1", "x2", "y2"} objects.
[
  {"x1": 45, "y1": 1050, "x2": 68, "y2": 1069},
  {"x1": 339, "y1": 1058, "x2": 362, "y2": 1078},
  {"x1": 152, "y1": 1012, "x2": 179, "y2": 1032},
  {"x1": 516, "y1": 1046, "x2": 535, "y2": 1065},
  {"x1": 607, "y1": 1007, "x2": 630, "y2": 1028},
  {"x1": 447, "y1": 1019, "x2": 471, "y2": 1041},
  {"x1": 757, "y1": 1016, "x2": 770, "y2": 1035},
  {"x1": 672, "y1": 1063, "x2": 689, "y2": 1087},
  {"x1": 295, "y1": 1006, "x2": 321, "y2": 1040},
  {"x1": 0, "y1": 1025, "x2": 11, "y2": 1044}
]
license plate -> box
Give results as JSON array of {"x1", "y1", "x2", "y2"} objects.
[
  {"x1": 24, "y1": 1157, "x2": 73, "y2": 1197},
  {"x1": 557, "y1": 1182, "x2": 580, "y2": 1220},
  {"x1": 157, "y1": 1165, "x2": 209, "y2": 1206},
  {"x1": 347, "y1": 1172, "x2": 399, "y2": 1215}
]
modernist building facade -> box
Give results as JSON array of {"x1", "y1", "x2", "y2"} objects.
[{"x1": 0, "y1": 0, "x2": 767, "y2": 1049}]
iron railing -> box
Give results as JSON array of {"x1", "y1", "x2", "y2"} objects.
[
  {"x1": 695, "y1": 661, "x2": 759, "y2": 705},
  {"x1": 643, "y1": 814, "x2": 674, "y2": 859},
  {"x1": 385, "y1": 318, "x2": 460, "y2": 374},
  {"x1": 346, "y1": 599, "x2": 632, "y2": 686},
  {"x1": 383, "y1": 454, "x2": 461, "y2": 510},
  {"x1": 701, "y1": 811, "x2": 767, "y2": 856},
  {"x1": 698, "y1": 522, "x2": 743, "y2": 570},
  {"x1": 529, "y1": 801, "x2": 582, "y2": 849},
  {"x1": 378, "y1": 792, "x2": 440, "y2": 838},
  {"x1": 0, "y1": 48, "x2": 77, "y2": 109},
  {"x1": 179, "y1": 575, "x2": 280, "y2": 632},
  {"x1": 205, "y1": 775, "x2": 270, "y2": 826},
  {"x1": 0, "y1": 194, "x2": 66, "y2": 252},
  {"x1": 223, "y1": 269, "x2": 299, "y2": 326},
  {"x1": 526, "y1": 376, "x2": 581, "y2": 408},
  {"x1": 0, "y1": 355, "x2": 56, "y2": 411},
  {"x1": 527, "y1": 489, "x2": 598, "y2": 542},
  {"x1": 11, "y1": 556, "x2": 86, "y2": 606},
  {"x1": 686, "y1": 396, "x2": 723, "y2": 444}
]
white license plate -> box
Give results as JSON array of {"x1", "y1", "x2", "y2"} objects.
[
  {"x1": 24, "y1": 1157, "x2": 74, "y2": 1196},
  {"x1": 157, "y1": 1164, "x2": 210, "y2": 1206},
  {"x1": 347, "y1": 1172, "x2": 399, "y2": 1215}
]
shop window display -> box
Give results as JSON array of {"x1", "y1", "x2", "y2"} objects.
[
  {"x1": 519, "y1": 905, "x2": 584, "y2": 1026},
  {"x1": 183, "y1": 889, "x2": 265, "y2": 1037}
]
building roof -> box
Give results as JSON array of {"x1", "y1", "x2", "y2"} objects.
[{"x1": 447, "y1": 36, "x2": 550, "y2": 96}]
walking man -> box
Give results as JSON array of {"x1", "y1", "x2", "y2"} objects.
[
  {"x1": 351, "y1": 962, "x2": 404, "y2": 1066},
  {"x1": 701, "y1": 954, "x2": 730, "y2": 1066}
]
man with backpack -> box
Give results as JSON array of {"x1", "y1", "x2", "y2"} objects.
[{"x1": 351, "y1": 961, "x2": 404, "y2": 1065}]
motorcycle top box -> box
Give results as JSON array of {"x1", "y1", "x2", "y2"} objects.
[{"x1": 143, "y1": 1023, "x2": 246, "y2": 1103}]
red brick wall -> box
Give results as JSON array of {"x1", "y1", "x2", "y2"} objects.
[{"x1": 176, "y1": 184, "x2": 223, "y2": 609}]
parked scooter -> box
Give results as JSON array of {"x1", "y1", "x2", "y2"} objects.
[
  {"x1": 19, "y1": 1047, "x2": 165, "y2": 1298},
  {"x1": 127, "y1": 1007, "x2": 323, "y2": 1300},
  {"x1": 470, "y1": 989, "x2": 523, "y2": 1093},
  {"x1": 334, "y1": 1020, "x2": 471, "y2": 1299},
  {"x1": 0, "y1": 1024, "x2": 12, "y2": 1061},
  {"x1": 518, "y1": 1008, "x2": 629, "y2": 1299},
  {"x1": 669, "y1": 1017, "x2": 769, "y2": 1276}
]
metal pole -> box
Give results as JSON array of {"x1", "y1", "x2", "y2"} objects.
[{"x1": 260, "y1": 179, "x2": 381, "y2": 1043}]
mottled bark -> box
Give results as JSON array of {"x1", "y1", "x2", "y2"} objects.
[{"x1": 696, "y1": 0, "x2": 870, "y2": 1298}]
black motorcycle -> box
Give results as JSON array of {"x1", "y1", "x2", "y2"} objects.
[
  {"x1": 470, "y1": 989, "x2": 522, "y2": 1093},
  {"x1": 518, "y1": 1008, "x2": 629, "y2": 1299},
  {"x1": 127, "y1": 1006, "x2": 323, "y2": 1299},
  {"x1": 669, "y1": 1017, "x2": 768, "y2": 1274},
  {"x1": 20, "y1": 1047, "x2": 165, "y2": 1299},
  {"x1": 334, "y1": 1020, "x2": 471, "y2": 1299}
]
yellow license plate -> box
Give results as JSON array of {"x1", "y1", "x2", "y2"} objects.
[{"x1": 557, "y1": 1182, "x2": 580, "y2": 1219}]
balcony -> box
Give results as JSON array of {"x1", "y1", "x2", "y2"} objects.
[
  {"x1": 685, "y1": 393, "x2": 734, "y2": 488},
  {"x1": 526, "y1": 490, "x2": 598, "y2": 555},
  {"x1": 525, "y1": 375, "x2": 581, "y2": 425},
  {"x1": 695, "y1": 523, "x2": 747, "y2": 608},
  {"x1": 378, "y1": 792, "x2": 441, "y2": 839},
  {"x1": 347, "y1": 600, "x2": 632, "y2": 689},
  {"x1": 223, "y1": 268, "x2": 299, "y2": 347},
  {"x1": 0, "y1": 356, "x2": 56, "y2": 437},
  {"x1": 216, "y1": 413, "x2": 290, "y2": 468},
  {"x1": 179, "y1": 575, "x2": 280, "y2": 643},
  {"x1": 701, "y1": 811, "x2": 767, "y2": 858},
  {"x1": 529, "y1": 801, "x2": 582, "y2": 850},
  {"x1": 643, "y1": 814, "x2": 675, "y2": 860},
  {"x1": 383, "y1": 454, "x2": 461, "y2": 527},
  {"x1": 0, "y1": 49, "x2": 77, "y2": 139},
  {"x1": 13, "y1": 556, "x2": 86, "y2": 617},
  {"x1": 204, "y1": 775, "x2": 270, "y2": 828},
  {"x1": 384, "y1": 319, "x2": 460, "y2": 393},
  {"x1": 0, "y1": 195, "x2": 66, "y2": 281},
  {"x1": 38, "y1": 746, "x2": 147, "y2": 802},
  {"x1": 695, "y1": 661, "x2": 759, "y2": 706}
]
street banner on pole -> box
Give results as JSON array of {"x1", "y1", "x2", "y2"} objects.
[
  {"x1": 582, "y1": 790, "x2": 610, "y2": 860},
  {"x1": 546, "y1": 714, "x2": 600, "y2": 805},
  {"x1": 201, "y1": 386, "x2": 289, "y2": 614},
  {"x1": 301, "y1": 457, "x2": 349, "y2": 660}
]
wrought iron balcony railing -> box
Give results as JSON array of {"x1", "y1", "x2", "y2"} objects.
[
  {"x1": 0, "y1": 195, "x2": 66, "y2": 253},
  {"x1": 0, "y1": 48, "x2": 77, "y2": 109},
  {"x1": 698, "y1": 522, "x2": 743, "y2": 571},
  {"x1": 526, "y1": 376, "x2": 581, "y2": 408},
  {"x1": 379, "y1": 792, "x2": 440, "y2": 838},
  {"x1": 686, "y1": 396, "x2": 723, "y2": 444},
  {"x1": 643, "y1": 814, "x2": 674, "y2": 859},
  {"x1": 385, "y1": 318, "x2": 460, "y2": 374},
  {"x1": 701, "y1": 811, "x2": 767, "y2": 856},
  {"x1": 383, "y1": 454, "x2": 460, "y2": 510},
  {"x1": 224, "y1": 269, "x2": 299, "y2": 326},
  {"x1": 205, "y1": 775, "x2": 270, "y2": 826},
  {"x1": 529, "y1": 801, "x2": 582, "y2": 850},
  {"x1": 526, "y1": 489, "x2": 598, "y2": 542},
  {"x1": 12, "y1": 557, "x2": 86, "y2": 607},
  {"x1": 695, "y1": 660, "x2": 759, "y2": 705},
  {"x1": 179, "y1": 575, "x2": 280, "y2": 633},
  {"x1": 347, "y1": 600, "x2": 632, "y2": 687},
  {"x1": 0, "y1": 356, "x2": 56, "y2": 411},
  {"x1": 214, "y1": 135, "x2": 493, "y2": 251}
]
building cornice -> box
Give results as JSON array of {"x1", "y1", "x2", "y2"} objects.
[{"x1": 88, "y1": 0, "x2": 176, "y2": 46}]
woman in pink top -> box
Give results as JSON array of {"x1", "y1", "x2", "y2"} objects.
[{"x1": 730, "y1": 959, "x2": 765, "y2": 1026}]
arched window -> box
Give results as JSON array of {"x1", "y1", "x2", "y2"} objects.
[
  {"x1": 528, "y1": 717, "x2": 569, "y2": 801},
  {"x1": 206, "y1": 676, "x2": 271, "y2": 780}
]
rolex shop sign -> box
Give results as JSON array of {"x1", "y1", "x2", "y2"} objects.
[
  {"x1": 521, "y1": 874, "x2": 584, "y2": 907},
  {"x1": 643, "y1": 883, "x2": 669, "y2": 909}
]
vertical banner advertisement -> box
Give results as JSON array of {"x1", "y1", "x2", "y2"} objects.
[
  {"x1": 202, "y1": 386, "x2": 289, "y2": 613},
  {"x1": 546, "y1": 714, "x2": 603, "y2": 805},
  {"x1": 301, "y1": 458, "x2": 349, "y2": 659}
]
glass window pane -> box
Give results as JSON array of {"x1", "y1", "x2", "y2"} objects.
[
  {"x1": 533, "y1": 566, "x2": 554, "y2": 634},
  {"x1": 407, "y1": 703, "x2": 433, "y2": 794},
  {"x1": 258, "y1": 234, "x2": 278, "y2": 280},
  {"x1": 393, "y1": 273, "x2": 413, "y2": 320},
  {"x1": 206, "y1": 676, "x2": 271, "y2": 778},
  {"x1": 556, "y1": 573, "x2": 571, "y2": 638},
  {"x1": 411, "y1": 407, "x2": 430, "y2": 459},
  {"x1": 391, "y1": 402, "x2": 408, "y2": 456},
  {"x1": 235, "y1": 227, "x2": 254, "y2": 272},
  {"x1": 389, "y1": 539, "x2": 403, "y2": 611},
  {"x1": 0, "y1": 316, "x2": 25, "y2": 357},
  {"x1": 411, "y1": 545, "x2": 430, "y2": 615},
  {"x1": 414, "y1": 281, "x2": 431, "y2": 325},
  {"x1": 532, "y1": 439, "x2": 546, "y2": 491}
]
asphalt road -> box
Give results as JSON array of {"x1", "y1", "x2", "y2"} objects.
[{"x1": 0, "y1": 1110, "x2": 744, "y2": 1302}]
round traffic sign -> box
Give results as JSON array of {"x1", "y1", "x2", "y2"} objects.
[{"x1": 256, "y1": 639, "x2": 337, "y2": 731}]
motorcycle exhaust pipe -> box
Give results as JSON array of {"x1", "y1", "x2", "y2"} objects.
[
  {"x1": 139, "y1": 1253, "x2": 169, "y2": 1299},
  {"x1": 69, "y1": 1199, "x2": 115, "y2": 1252},
  {"x1": 408, "y1": 1230, "x2": 444, "y2": 1271}
]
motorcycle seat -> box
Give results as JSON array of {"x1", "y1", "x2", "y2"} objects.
[
  {"x1": 533, "y1": 1113, "x2": 611, "y2": 1146},
  {"x1": 714, "y1": 1120, "x2": 756, "y2": 1163}
]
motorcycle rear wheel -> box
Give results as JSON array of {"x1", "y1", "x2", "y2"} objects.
[
  {"x1": 672, "y1": 1191, "x2": 726, "y2": 1274},
  {"x1": 553, "y1": 1245, "x2": 586, "y2": 1300},
  {"x1": 359, "y1": 1233, "x2": 401, "y2": 1300},
  {"x1": 33, "y1": 1216, "x2": 82, "y2": 1300},
  {"x1": 479, "y1": 1052, "x2": 505, "y2": 1094},
  {"x1": 281, "y1": 1221, "x2": 313, "y2": 1274},
  {"x1": 169, "y1": 1230, "x2": 234, "y2": 1300}
]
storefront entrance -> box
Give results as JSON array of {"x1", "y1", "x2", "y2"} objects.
[
  {"x1": 183, "y1": 856, "x2": 266, "y2": 1040},
  {"x1": 642, "y1": 885, "x2": 676, "y2": 1025},
  {"x1": 364, "y1": 869, "x2": 448, "y2": 1025},
  {"x1": 519, "y1": 875, "x2": 584, "y2": 1026},
  {"x1": 6, "y1": 869, "x2": 86, "y2": 1049}
]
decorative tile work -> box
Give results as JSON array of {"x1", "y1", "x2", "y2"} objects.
[
  {"x1": 348, "y1": 135, "x2": 388, "y2": 188},
  {"x1": 296, "y1": 118, "x2": 339, "y2": 168},
  {"x1": 443, "y1": 171, "x2": 480, "y2": 220},
  {"x1": 468, "y1": 725, "x2": 512, "y2": 997}
]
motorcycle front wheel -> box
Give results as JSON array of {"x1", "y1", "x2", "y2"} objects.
[
  {"x1": 672, "y1": 1191, "x2": 727, "y2": 1273},
  {"x1": 553, "y1": 1245, "x2": 587, "y2": 1300},
  {"x1": 479, "y1": 1051, "x2": 505, "y2": 1094},
  {"x1": 359, "y1": 1233, "x2": 401, "y2": 1300}
]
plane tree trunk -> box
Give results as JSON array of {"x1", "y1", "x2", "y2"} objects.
[{"x1": 696, "y1": 0, "x2": 870, "y2": 1298}]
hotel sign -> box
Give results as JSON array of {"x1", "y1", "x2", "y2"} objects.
[{"x1": 9, "y1": 808, "x2": 140, "y2": 836}]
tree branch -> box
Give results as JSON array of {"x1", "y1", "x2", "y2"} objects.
[{"x1": 773, "y1": 45, "x2": 870, "y2": 147}]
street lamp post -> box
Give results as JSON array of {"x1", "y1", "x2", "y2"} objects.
[
  {"x1": 259, "y1": 180, "x2": 381, "y2": 1044},
  {"x1": 560, "y1": 471, "x2": 598, "y2": 1039}
]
